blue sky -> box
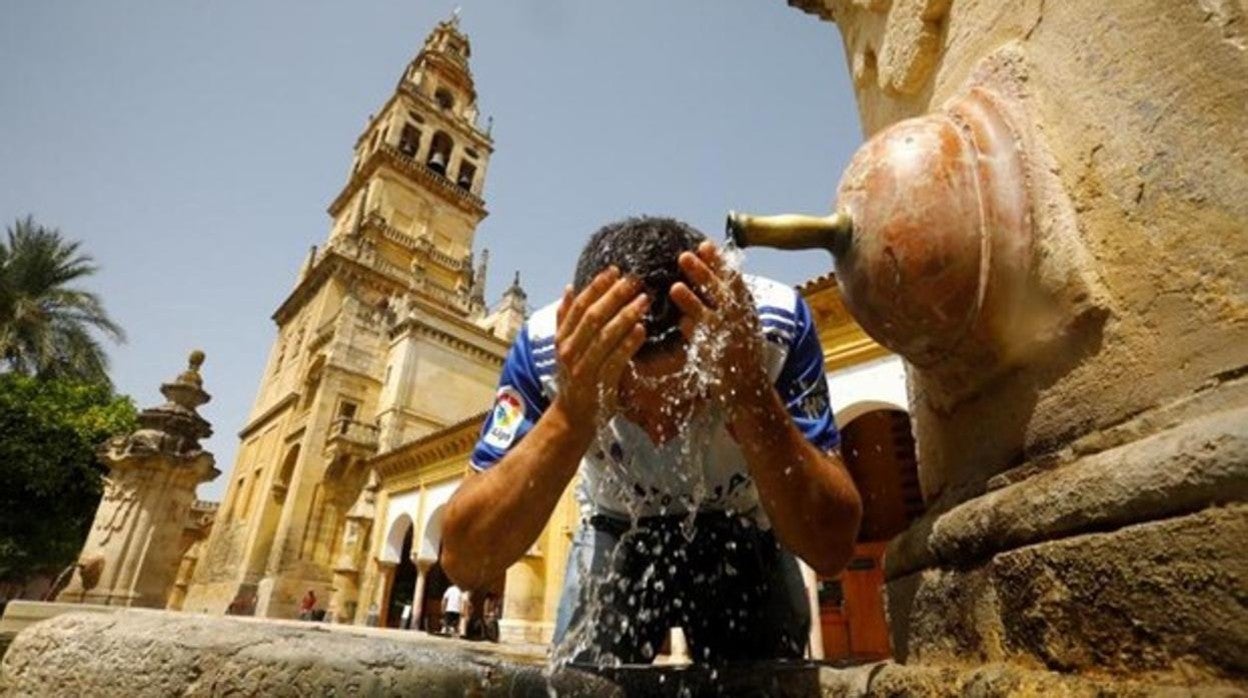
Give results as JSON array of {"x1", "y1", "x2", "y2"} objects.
[{"x1": 0, "y1": 1, "x2": 861, "y2": 500}]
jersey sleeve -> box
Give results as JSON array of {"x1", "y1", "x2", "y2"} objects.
[
  {"x1": 470, "y1": 326, "x2": 552, "y2": 470},
  {"x1": 772, "y1": 295, "x2": 840, "y2": 452}
]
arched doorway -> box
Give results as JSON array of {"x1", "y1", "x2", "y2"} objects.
[
  {"x1": 245, "y1": 444, "x2": 301, "y2": 584},
  {"x1": 818, "y1": 404, "x2": 922, "y2": 661},
  {"x1": 419, "y1": 558, "x2": 451, "y2": 633},
  {"x1": 380, "y1": 513, "x2": 414, "y2": 628},
  {"x1": 839, "y1": 407, "x2": 922, "y2": 539},
  {"x1": 387, "y1": 526, "x2": 417, "y2": 628}
]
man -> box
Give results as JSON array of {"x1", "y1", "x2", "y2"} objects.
[
  {"x1": 298, "y1": 589, "x2": 316, "y2": 622},
  {"x1": 443, "y1": 217, "x2": 861, "y2": 663},
  {"x1": 441, "y1": 583, "x2": 464, "y2": 638}
]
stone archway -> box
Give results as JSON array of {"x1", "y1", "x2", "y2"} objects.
[
  {"x1": 417, "y1": 505, "x2": 445, "y2": 562},
  {"x1": 380, "y1": 514, "x2": 415, "y2": 628},
  {"x1": 837, "y1": 405, "x2": 921, "y2": 540},
  {"x1": 818, "y1": 403, "x2": 923, "y2": 662},
  {"x1": 381, "y1": 513, "x2": 414, "y2": 565},
  {"x1": 248, "y1": 444, "x2": 302, "y2": 580},
  {"x1": 835, "y1": 400, "x2": 907, "y2": 428}
]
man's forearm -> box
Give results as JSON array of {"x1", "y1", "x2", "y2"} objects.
[
  {"x1": 442, "y1": 400, "x2": 591, "y2": 588},
  {"x1": 730, "y1": 385, "x2": 863, "y2": 576}
]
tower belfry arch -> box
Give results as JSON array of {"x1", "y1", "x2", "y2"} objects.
[{"x1": 182, "y1": 16, "x2": 526, "y2": 619}]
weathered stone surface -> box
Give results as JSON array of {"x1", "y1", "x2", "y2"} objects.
[
  {"x1": 0, "y1": 611, "x2": 576, "y2": 697},
  {"x1": 819, "y1": 662, "x2": 1248, "y2": 697},
  {"x1": 886, "y1": 505, "x2": 1248, "y2": 687},
  {"x1": 886, "y1": 402, "x2": 1248, "y2": 580},
  {"x1": 821, "y1": 0, "x2": 1248, "y2": 514},
  {"x1": 0, "y1": 611, "x2": 831, "y2": 697}
]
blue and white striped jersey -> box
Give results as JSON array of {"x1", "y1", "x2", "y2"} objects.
[{"x1": 470, "y1": 274, "x2": 839, "y2": 525}]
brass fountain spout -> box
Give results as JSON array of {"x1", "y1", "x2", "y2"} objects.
[
  {"x1": 725, "y1": 210, "x2": 854, "y2": 258},
  {"x1": 723, "y1": 88, "x2": 1034, "y2": 368}
]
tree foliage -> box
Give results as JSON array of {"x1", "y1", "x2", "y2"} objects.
[
  {"x1": 0, "y1": 373, "x2": 137, "y2": 585},
  {"x1": 0, "y1": 216, "x2": 125, "y2": 384}
]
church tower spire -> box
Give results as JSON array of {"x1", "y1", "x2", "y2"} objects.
[
  {"x1": 322, "y1": 13, "x2": 494, "y2": 319},
  {"x1": 182, "y1": 18, "x2": 513, "y2": 620}
]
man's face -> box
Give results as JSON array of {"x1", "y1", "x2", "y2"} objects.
[{"x1": 616, "y1": 342, "x2": 710, "y2": 441}]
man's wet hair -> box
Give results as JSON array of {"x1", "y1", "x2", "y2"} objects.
[{"x1": 574, "y1": 216, "x2": 706, "y2": 356}]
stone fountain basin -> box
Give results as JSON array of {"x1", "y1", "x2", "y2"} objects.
[
  {"x1": 3, "y1": 605, "x2": 1235, "y2": 696},
  {"x1": 0, "y1": 608, "x2": 852, "y2": 697}
]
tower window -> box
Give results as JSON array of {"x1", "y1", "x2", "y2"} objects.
[
  {"x1": 399, "y1": 124, "x2": 422, "y2": 158},
  {"x1": 456, "y1": 161, "x2": 477, "y2": 191},
  {"x1": 427, "y1": 131, "x2": 453, "y2": 175},
  {"x1": 434, "y1": 88, "x2": 455, "y2": 112},
  {"x1": 337, "y1": 399, "x2": 359, "y2": 421}
]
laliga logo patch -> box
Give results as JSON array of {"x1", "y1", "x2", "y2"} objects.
[{"x1": 484, "y1": 386, "x2": 525, "y2": 449}]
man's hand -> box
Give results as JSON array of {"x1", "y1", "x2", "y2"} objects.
[
  {"x1": 553, "y1": 266, "x2": 650, "y2": 431},
  {"x1": 443, "y1": 266, "x2": 647, "y2": 590},
  {"x1": 669, "y1": 241, "x2": 769, "y2": 416},
  {"x1": 673, "y1": 242, "x2": 863, "y2": 576}
]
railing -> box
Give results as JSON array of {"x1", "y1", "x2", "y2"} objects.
[
  {"x1": 327, "y1": 418, "x2": 380, "y2": 453},
  {"x1": 376, "y1": 143, "x2": 485, "y2": 211},
  {"x1": 361, "y1": 213, "x2": 469, "y2": 272}
]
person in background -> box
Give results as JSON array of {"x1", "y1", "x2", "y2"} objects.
[
  {"x1": 298, "y1": 589, "x2": 317, "y2": 621},
  {"x1": 441, "y1": 583, "x2": 464, "y2": 638},
  {"x1": 365, "y1": 601, "x2": 380, "y2": 627}
]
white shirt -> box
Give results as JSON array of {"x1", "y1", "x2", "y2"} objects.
[
  {"x1": 442, "y1": 585, "x2": 463, "y2": 614},
  {"x1": 470, "y1": 275, "x2": 839, "y2": 525}
]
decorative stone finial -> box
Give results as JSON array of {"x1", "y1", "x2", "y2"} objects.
[
  {"x1": 103, "y1": 351, "x2": 216, "y2": 464},
  {"x1": 177, "y1": 350, "x2": 206, "y2": 388},
  {"x1": 505, "y1": 271, "x2": 527, "y2": 302}
]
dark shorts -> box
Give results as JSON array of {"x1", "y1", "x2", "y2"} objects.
[{"x1": 552, "y1": 511, "x2": 810, "y2": 665}]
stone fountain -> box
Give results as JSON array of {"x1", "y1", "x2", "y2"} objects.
[
  {"x1": 55, "y1": 351, "x2": 220, "y2": 608},
  {"x1": 731, "y1": 0, "x2": 1247, "y2": 693}
]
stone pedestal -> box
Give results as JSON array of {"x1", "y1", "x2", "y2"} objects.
[{"x1": 57, "y1": 352, "x2": 219, "y2": 609}]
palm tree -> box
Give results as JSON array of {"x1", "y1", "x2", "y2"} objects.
[{"x1": 0, "y1": 216, "x2": 124, "y2": 383}]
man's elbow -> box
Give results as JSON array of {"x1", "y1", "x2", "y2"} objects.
[
  {"x1": 439, "y1": 504, "x2": 479, "y2": 589},
  {"x1": 440, "y1": 547, "x2": 476, "y2": 589},
  {"x1": 809, "y1": 491, "x2": 864, "y2": 577}
]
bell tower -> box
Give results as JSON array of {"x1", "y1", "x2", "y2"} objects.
[
  {"x1": 183, "y1": 15, "x2": 518, "y2": 619},
  {"x1": 327, "y1": 11, "x2": 494, "y2": 314}
]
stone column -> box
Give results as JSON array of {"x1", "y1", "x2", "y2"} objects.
[
  {"x1": 329, "y1": 471, "x2": 378, "y2": 624},
  {"x1": 373, "y1": 560, "x2": 396, "y2": 627},
  {"x1": 411, "y1": 558, "x2": 434, "y2": 631},
  {"x1": 58, "y1": 351, "x2": 219, "y2": 609},
  {"x1": 799, "y1": 561, "x2": 824, "y2": 660}
]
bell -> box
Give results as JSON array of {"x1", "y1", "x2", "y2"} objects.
[{"x1": 427, "y1": 151, "x2": 447, "y2": 174}]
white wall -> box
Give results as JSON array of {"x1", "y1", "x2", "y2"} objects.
[{"x1": 826, "y1": 355, "x2": 909, "y2": 422}]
